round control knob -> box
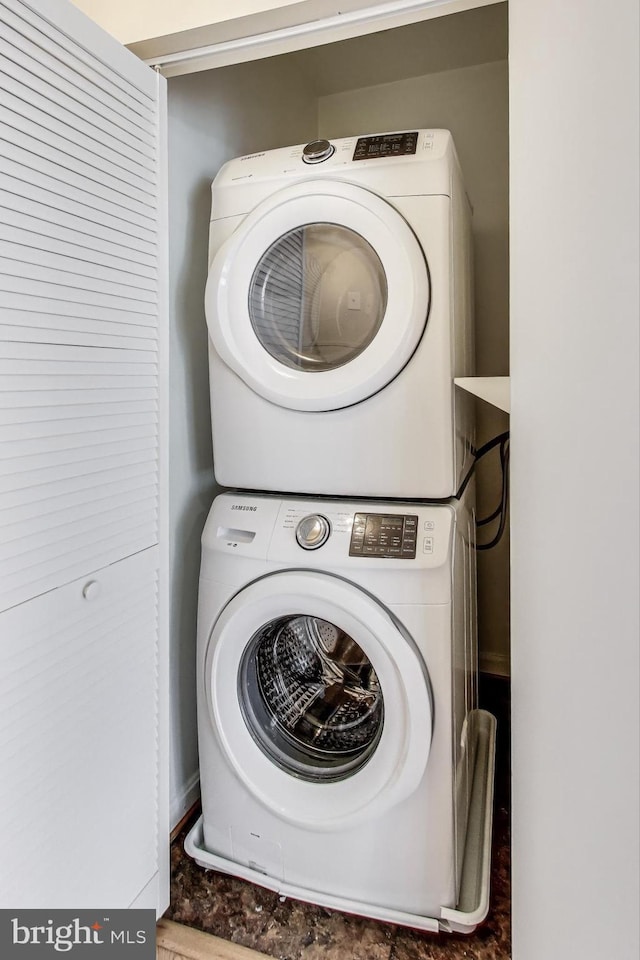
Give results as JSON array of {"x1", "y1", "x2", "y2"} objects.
[
  {"x1": 296, "y1": 514, "x2": 331, "y2": 550},
  {"x1": 302, "y1": 139, "x2": 335, "y2": 164}
]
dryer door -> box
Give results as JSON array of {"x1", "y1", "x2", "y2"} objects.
[
  {"x1": 204, "y1": 570, "x2": 433, "y2": 829},
  {"x1": 205, "y1": 180, "x2": 430, "y2": 411}
]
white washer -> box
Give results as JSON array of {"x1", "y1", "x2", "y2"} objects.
[
  {"x1": 186, "y1": 490, "x2": 496, "y2": 932},
  {"x1": 205, "y1": 130, "x2": 475, "y2": 500}
]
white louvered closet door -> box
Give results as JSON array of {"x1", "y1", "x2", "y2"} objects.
[{"x1": 0, "y1": 0, "x2": 168, "y2": 912}]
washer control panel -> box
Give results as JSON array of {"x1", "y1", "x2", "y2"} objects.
[
  {"x1": 203, "y1": 495, "x2": 452, "y2": 571},
  {"x1": 295, "y1": 514, "x2": 331, "y2": 550},
  {"x1": 353, "y1": 131, "x2": 418, "y2": 161},
  {"x1": 349, "y1": 513, "x2": 418, "y2": 559}
]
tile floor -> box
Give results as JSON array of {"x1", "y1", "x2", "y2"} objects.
[{"x1": 167, "y1": 678, "x2": 511, "y2": 960}]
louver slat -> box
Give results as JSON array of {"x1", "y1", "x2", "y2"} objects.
[{"x1": 0, "y1": 399, "x2": 158, "y2": 425}]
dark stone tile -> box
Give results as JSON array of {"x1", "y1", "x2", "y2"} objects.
[
  {"x1": 255, "y1": 902, "x2": 394, "y2": 960},
  {"x1": 167, "y1": 853, "x2": 277, "y2": 944}
]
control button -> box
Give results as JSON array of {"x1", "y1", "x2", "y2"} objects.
[
  {"x1": 302, "y1": 139, "x2": 335, "y2": 164},
  {"x1": 424, "y1": 520, "x2": 435, "y2": 531},
  {"x1": 296, "y1": 514, "x2": 331, "y2": 550},
  {"x1": 423, "y1": 537, "x2": 434, "y2": 554}
]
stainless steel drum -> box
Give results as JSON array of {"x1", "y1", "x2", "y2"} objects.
[{"x1": 239, "y1": 614, "x2": 384, "y2": 782}]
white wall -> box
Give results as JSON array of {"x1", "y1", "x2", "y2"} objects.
[
  {"x1": 510, "y1": 0, "x2": 640, "y2": 957},
  {"x1": 167, "y1": 59, "x2": 317, "y2": 826},
  {"x1": 318, "y1": 59, "x2": 511, "y2": 672}
]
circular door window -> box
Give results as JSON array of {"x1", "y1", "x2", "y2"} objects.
[
  {"x1": 248, "y1": 224, "x2": 388, "y2": 372},
  {"x1": 206, "y1": 180, "x2": 430, "y2": 411},
  {"x1": 238, "y1": 614, "x2": 384, "y2": 782}
]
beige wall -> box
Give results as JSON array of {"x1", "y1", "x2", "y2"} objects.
[
  {"x1": 70, "y1": 0, "x2": 303, "y2": 43},
  {"x1": 319, "y1": 60, "x2": 511, "y2": 673}
]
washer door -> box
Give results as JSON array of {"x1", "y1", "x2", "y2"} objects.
[
  {"x1": 205, "y1": 180, "x2": 430, "y2": 412},
  {"x1": 204, "y1": 571, "x2": 433, "y2": 829}
]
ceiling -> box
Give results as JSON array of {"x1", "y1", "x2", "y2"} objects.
[{"x1": 285, "y1": 2, "x2": 508, "y2": 97}]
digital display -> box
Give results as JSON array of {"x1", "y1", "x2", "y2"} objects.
[
  {"x1": 353, "y1": 132, "x2": 418, "y2": 161},
  {"x1": 349, "y1": 513, "x2": 418, "y2": 559}
]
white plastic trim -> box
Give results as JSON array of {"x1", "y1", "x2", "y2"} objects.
[{"x1": 440, "y1": 710, "x2": 496, "y2": 933}]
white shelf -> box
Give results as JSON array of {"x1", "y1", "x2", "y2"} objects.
[{"x1": 455, "y1": 377, "x2": 510, "y2": 413}]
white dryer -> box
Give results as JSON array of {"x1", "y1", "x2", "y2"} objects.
[
  {"x1": 205, "y1": 130, "x2": 475, "y2": 500},
  {"x1": 186, "y1": 491, "x2": 496, "y2": 933}
]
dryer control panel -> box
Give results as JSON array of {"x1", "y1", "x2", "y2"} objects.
[
  {"x1": 352, "y1": 132, "x2": 418, "y2": 161},
  {"x1": 210, "y1": 129, "x2": 454, "y2": 221}
]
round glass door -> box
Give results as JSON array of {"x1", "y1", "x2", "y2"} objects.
[
  {"x1": 248, "y1": 224, "x2": 387, "y2": 372},
  {"x1": 206, "y1": 180, "x2": 430, "y2": 411},
  {"x1": 239, "y1": 614, "x2": 384, "y2": 782}
]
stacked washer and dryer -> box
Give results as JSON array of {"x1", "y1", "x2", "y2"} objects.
[{"x1": 186, "y1": 131, "x2": 497, "y2": 934}]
